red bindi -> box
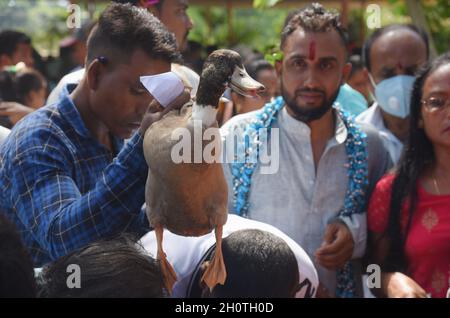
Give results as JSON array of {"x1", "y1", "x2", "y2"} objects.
[
  {"x1": 309, "y1": 41, "x2": 316, "y2": 61},
  {"x1": 397, "y1": 62, "x2": 403, "y2": 70}
]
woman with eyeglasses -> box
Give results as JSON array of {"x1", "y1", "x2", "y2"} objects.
[{"x1": 367, "y1": 52, "x2": 450, "y2": 298}]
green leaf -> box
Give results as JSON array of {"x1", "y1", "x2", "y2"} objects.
[{"x1": 253, "y1": 0, "x2": 282, "y2": 9}]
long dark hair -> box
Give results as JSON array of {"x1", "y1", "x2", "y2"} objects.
[{"x1": 385, "y1": 52, "x2": 450, "y2": 272}]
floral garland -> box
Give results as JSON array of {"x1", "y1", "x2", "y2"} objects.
[{"x1": 230, "y1": 96, "x2": 369, "y2": 298}]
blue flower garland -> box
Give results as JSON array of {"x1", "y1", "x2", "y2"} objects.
[{"x1": 231, "y1": 97, "x2": 369, "y2": 298}]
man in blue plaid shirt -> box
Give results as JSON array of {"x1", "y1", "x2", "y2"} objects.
[{"x1": 0, "y1": 3, "x2": 189, "y2": 267}]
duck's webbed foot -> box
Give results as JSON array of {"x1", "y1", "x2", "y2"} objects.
[
  {"x1": 201, "y1": 225, "x2": 227, "y2": 291},
  {"x1": 155, "y1": 225, "x2": 178, "y2": 295}
]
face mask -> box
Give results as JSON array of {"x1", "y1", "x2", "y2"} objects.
[{"x1": 369, "y1": 74, "x2": 415, "y2": 119}]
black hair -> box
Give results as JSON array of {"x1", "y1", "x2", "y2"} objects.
[
  {"x1": 86, "y1": 3, "x2": 180, "y2": 66},
  {"x1": 0, "y1": 68, "x2": 46, "y2": 105},
  {"x1": 0, "y1": 70, "x2": 16, "y2": 128},
  {"x1": 0, "y1": 30, "x2": 31, "y2": 58},
  {"x1": 15, "y1": 68, "x2": 47, "y2": 105},
  {"x1": 245, "y1": 59, "x2": 275, "y2": 82},
  {"x1": 384, "y1": 52, "x2": 450, "y2": 272},
  {"x1": 281, "y1": 3, "x2": 348, "y2": 50},
  {"x1": 112, "y1": 0, "x2": 164, "y2": 11},
  {"x1": 38, "y1": 235, "x2": 165, "y2": 298},
  {"x1": 209, "y1": 229, "x2": 299, "y2": 298},
  {"x1": 0, "y1": 213, "x2": 37, "y2": 298},
  {"x1": 362, "y1": 24, "x2": 430, "y2": 72},
  {"x1": 0, "y1": 70, "x2": 17, "y2": 102}
]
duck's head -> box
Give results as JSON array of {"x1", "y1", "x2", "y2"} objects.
[{"x1": 196, "y1": 49, "x2": 265, "y2": 107}]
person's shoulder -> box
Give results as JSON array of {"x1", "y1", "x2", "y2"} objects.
[
  {"x1": 47, "y1": 69, "x2": 85, "y2": 105},
  {"x1": 2, "y1": 104, "x2": 67, "y2": 158},
  {"x1": 374, "y1": 172, "x2": 396, "y2": 191},
  {"x1": 60, "y1": 68, "x2": 85, "y2": 85},
  {"x1": 358, "y1": 120, "x2": 380, "y2": 138},
  {"x1": 220, "y1": 110, "x2": 259, "y2": 135},
  {"x1": 357, "y1": 120, "x2": 386, "y2": 148},
  {"x1": 357, "y1": 121, "x2": 393, "y2": 165},
  {"x1": 356, "y1": 103, "x2": 378, "y2": 123}
]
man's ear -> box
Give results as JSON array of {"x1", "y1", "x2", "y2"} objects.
[
  {"x1": 341, "y1": 62, "x2": 352, "y2": 85},
  {"x1": 86, "y1": 59, "x2": 104, "y2": 91}
]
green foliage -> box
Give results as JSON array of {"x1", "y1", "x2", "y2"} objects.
[
  {"x1": 0, "y1": 0, "x2": 102, "y2": 57},
  {"x1": 188, "y1": 6, "x2": 288, "y2": 57},
  {"x1": 1, "y1": 0, "x2": 447, "y2": 59},
  {"x1": 253, "y1": 0, "x2": 282, "y2": 9},
  {"x1": 422, "y1": 0, "x2": 450, "y2": 54},
  {"x1": 0, "y1": 0, "x2": 70, "y2": 56},
  {"x1": 384, "y1": 0, "x2": 450, "y2": 54}
]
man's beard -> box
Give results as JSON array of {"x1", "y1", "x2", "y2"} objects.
[{"x1": 281, "y1": 80, "x2": 340, "y2": 123}]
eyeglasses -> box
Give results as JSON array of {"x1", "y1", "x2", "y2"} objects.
[{"x1": 421, "y1": 96, "x2": 450, "y2": 112}]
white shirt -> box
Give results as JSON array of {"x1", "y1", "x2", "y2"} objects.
[
  {"x1": 47, "y1": 65, "x2": 199, "y2": 105},
  {"x1": 46, "y1": 68, "x2": 85, "y2": 105},
  {"x1": 140, "y1": 215, "x2": 319, "y2": 298},
  {"x1": 220, "y1": 106, "x2": 392, "y2": 295},
  {"x1": 0, "y1": 125, "x2": 10, "y2": 147},
  {"x1": 356, "y1": 103, "x2": 403, "y2": 163}
]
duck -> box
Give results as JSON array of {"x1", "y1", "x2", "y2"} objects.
[{"x1": 142, "y1": 49, "x2": 265, "y2": 294}]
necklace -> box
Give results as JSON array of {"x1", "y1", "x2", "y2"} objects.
[{"x1": 230, "y1": 96, "x2": 369, "y2": 297}]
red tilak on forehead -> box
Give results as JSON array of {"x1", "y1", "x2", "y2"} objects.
[
  {"x1": 309, "y1": 41, "x2": 316, "y2": 61},
  {"x1": 397, "y1": 62, "x2": 403, "y2": 69}
]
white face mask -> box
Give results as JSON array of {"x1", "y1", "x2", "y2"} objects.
[{"x1": 369, "y1": 73, "x2": 415, "y2": 119}]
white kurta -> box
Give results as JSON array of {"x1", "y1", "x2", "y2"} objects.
[
  {"x1": 220, "y1": 106, "x2": 392, "y2": 295},
  {"x1": 356, "y1": 103, "x2": 404, "y2": 164}
]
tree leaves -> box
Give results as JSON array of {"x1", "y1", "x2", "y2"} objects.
[{"x1": 253, "y1": 0, "x2": 282, "y2": 9}]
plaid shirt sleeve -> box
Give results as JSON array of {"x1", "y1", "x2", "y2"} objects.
[{"x1": 10, "y1": 128, "x2": 150, "y2": 260}]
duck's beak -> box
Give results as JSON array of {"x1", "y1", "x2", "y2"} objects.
[{"x1": 230, "y1": 66, "x2": 265, "y2": 98}]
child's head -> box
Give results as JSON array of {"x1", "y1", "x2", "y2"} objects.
[
  {"x1": 38, "y1": 235, "x2": 165, "y2": 298},
  {"x1": 15, "y1": 68, "x2": 47, "y2": 109},
  {"x1": 0, "y1": 67, "x2": 47, "y2": 109}
]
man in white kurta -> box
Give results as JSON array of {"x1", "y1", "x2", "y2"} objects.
[
  {"x1": 356, "y1": 24, "x2": 429, "y2": 164},
  {"x1": 220, "y1": 4, "x2": 392, "y2": 296}
]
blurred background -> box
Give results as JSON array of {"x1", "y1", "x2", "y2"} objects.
[{"x1": 0, "y1": 0, "x2": 448, "y2": 89}]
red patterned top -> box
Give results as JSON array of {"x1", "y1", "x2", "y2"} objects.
[{"x1": 368, "y1": 174, "x2": 450, "y2": 298}]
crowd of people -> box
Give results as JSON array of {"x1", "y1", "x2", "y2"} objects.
[{"x1": 0, "y1": 0, "x2": 448, "y2": 298}]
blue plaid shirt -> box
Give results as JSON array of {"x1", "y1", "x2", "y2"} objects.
[{"x1": 0, "y1": 94, "x2": 150, "y2": 266}]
